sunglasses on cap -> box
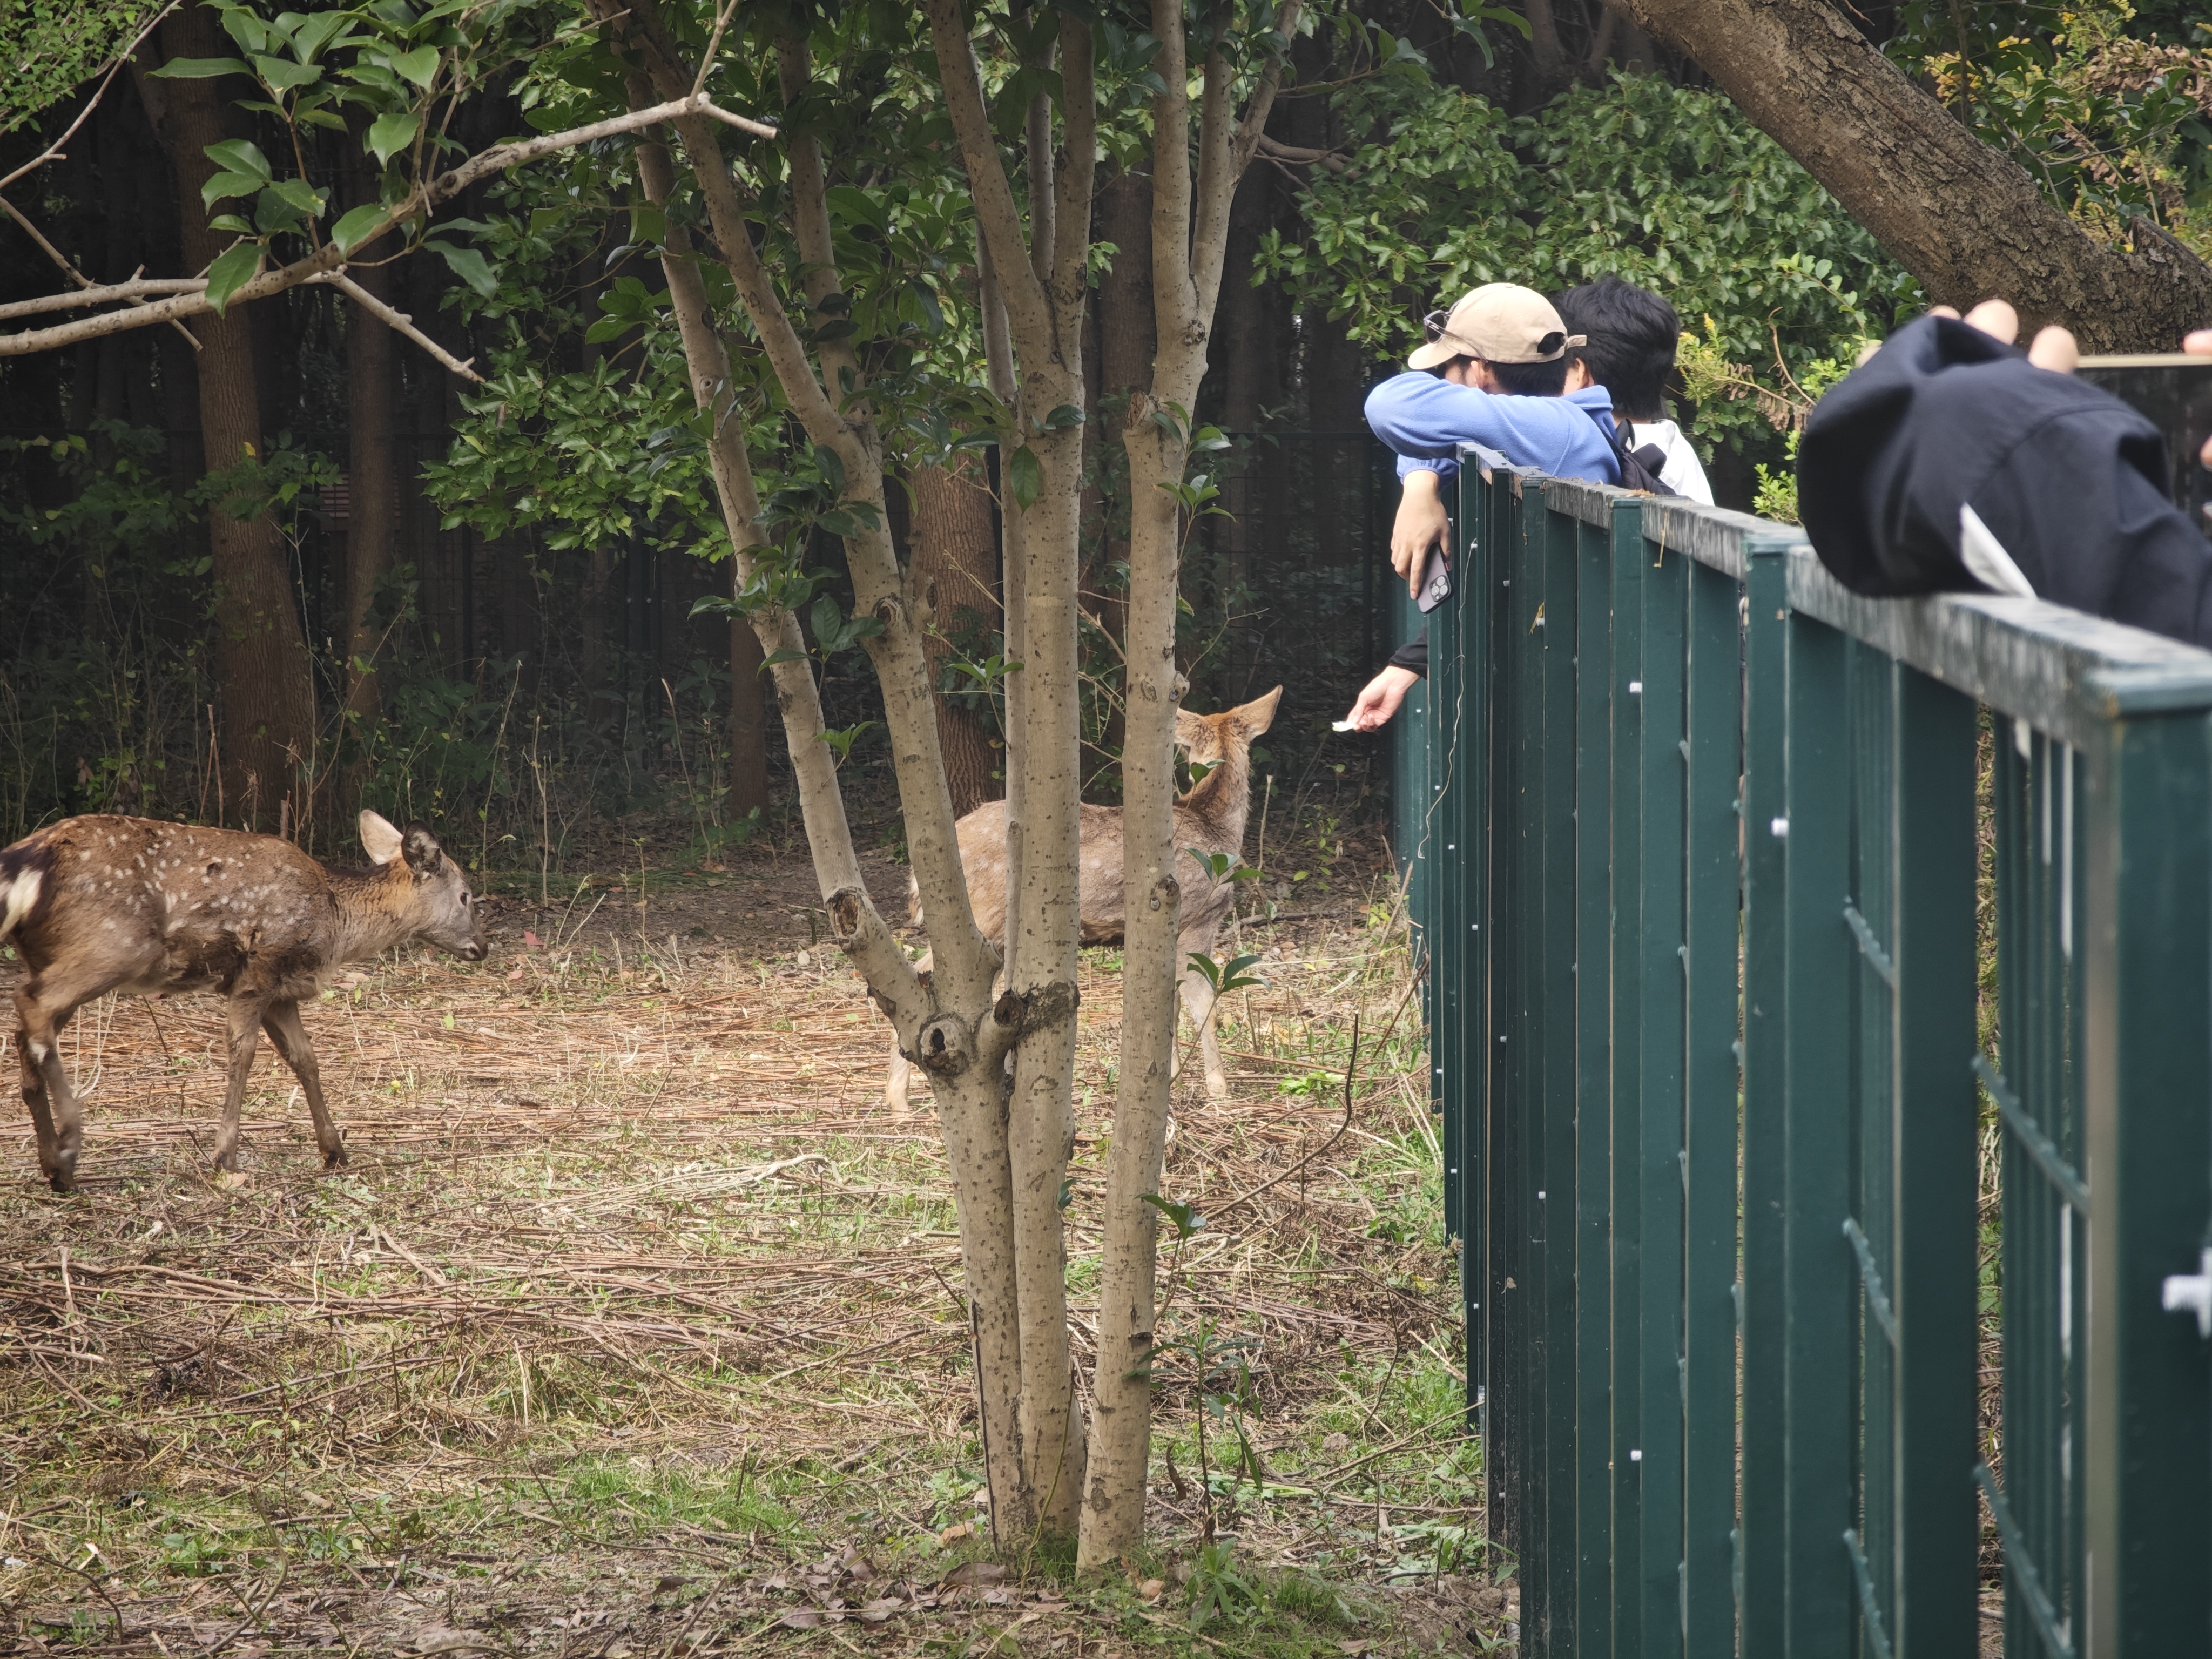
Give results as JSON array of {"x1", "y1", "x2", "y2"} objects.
[{"x1": 1422, "y1": 311, "x2": 1569, "y2": 359}]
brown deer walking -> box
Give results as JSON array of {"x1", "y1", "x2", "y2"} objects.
[
  {"x1": 1, "y1": 811, "x2": 486, "y2": 1191},
  {"x1": 885, "y1": 686, "x2": 1280, "y2": 1110}
]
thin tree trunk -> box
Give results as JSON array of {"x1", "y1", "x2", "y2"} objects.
[
  {"x1": 1079, "y1": 0, "x2": 1298, "y2": 1570},
  {"x1": 610, "y1": 0, "x2": 1049, "y2": 1545},
  {"x1": 1092, "y1": 170, "x2": 1153, "y2": 756},
  {"x1": 910, "y1": 457, "x2": 1003, "y2": 818},
  {"x1": 153, "y1": 8, "x2": 316, "y2": 831},
  {"x1": 1614, "y1": 0, "x2": 2212, "y2": 348}
]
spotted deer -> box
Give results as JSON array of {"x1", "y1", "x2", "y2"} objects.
[
  {"x1": 0, "y1": 811, "x2": 487, "y2": 1191},
  {"x1": 886, "y1": 686, "x2": 1281, "y2": 1110}
]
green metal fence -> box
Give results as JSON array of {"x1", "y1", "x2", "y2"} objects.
[{"x1": 1403, "y1": 458, "x2": 2212, "y2": 1656}]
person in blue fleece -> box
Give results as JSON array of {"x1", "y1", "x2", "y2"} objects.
[{"x1": 1344, "y1": 283, "x2": 1622, "y2": 730}]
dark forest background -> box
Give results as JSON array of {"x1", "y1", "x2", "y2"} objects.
[{"x1": 3, "y1": 0, "x2": 2204, "y2": 870}]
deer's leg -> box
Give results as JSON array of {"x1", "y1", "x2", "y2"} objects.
[
  {"x1": 212, "y1": 996, "x2": 268, "y2": 1172},
  {"x1": 262, "y1": 999, "x2": 344, "y2": 1168},
  {"x1": 15, "y1": 977, "x2": 101, "y2": 1191},
  {"x1": 1177, "y1": 962, "x2": 1230, "y2": 1102},
  {"x1": 883, "y1": 948, "x2": 933, "y2": 1115}
]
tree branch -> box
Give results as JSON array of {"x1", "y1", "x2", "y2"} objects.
[
  {"x1": 775, "y1": 33, "x2": 863, "y2": 404},
  {"x1": 922, "y1": 0, "x2": 1053, "y2": 358},
  {"x1": 317, "y1": 271, "x2": 482, "y2": 382},
  {"x1": 0, "y1": 93, "x2": 775, "y2": 358},
  {"x1": 0, "y1": 275, "x2": 203, "y2": 320},
  {"x1": 1049, "y1": 14, "x2": 1096, "y2": 322}
]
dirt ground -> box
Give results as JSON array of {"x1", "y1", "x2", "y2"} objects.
[{"x1": 0, "y1": 835, "x2": 1510, "y2": 1657}]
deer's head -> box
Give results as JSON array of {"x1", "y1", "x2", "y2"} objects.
[
  {"x1": 1175, "y1": 686, "x2": 1283, "y2": 767},
  {"x1": 360, "y1": 811, "x2": 488, "y2": 961}
]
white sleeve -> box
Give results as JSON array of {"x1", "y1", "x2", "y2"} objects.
[{"x1": 1654, "y1": 430, "x2": 1715, "y2": 505}]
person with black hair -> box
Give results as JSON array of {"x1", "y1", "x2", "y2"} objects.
[
  {"x1": 1344, "y1": 284, "x2": 1622, "y2": 731},
  {"x1": 1554, "y1": 275, "x2": 1714, "y2": 504}
]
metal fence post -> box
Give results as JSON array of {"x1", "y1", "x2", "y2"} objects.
[
  {"x1": 1570, "y1": 494, "x2": 1616, "y2": 1656},
  {"x1": 1741, "y1": 539, "x2": 1793, "y2": 1654},
  {"x1": 1634, "y1": 516, "x2": 1687, "y2": 1659},
  {"x1": 1606, "y1": 504, "x2": 1647, "y2": 1655},
  {"x1": 1885, "y1": 663, "x2": 1979, "y2": 1657},
  {"x1": 2081, "y1": 696, "x2": 2212, "y2": 1655},
  {"x1": 1681, "y1": 551, "x2": 1741, "y2": 1654}
]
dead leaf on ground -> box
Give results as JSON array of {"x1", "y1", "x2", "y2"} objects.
[
  {"x1": 779, "y1": 1608, "x2": 824, "y2": 1630},
  {"x1": 942, "y1": 1561, "x2": 1008, "y2": 1587},
  {"x1": 857, "y1": 1599, "x2": 902, "y2": 1623},
  {"x1": 1137, "y1": 1579, "x2": 1166, "y2": 1603},
  {"x1": 413, "y1": 1629, "x2": 496, "y2": 1654}
]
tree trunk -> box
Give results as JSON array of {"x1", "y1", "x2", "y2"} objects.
[
  {"x1": 611, "y1": 0, "x2": 1054, "y2": 1549},
  {"x1": 1091, "y1": 170, "x2": 1153, "y2": 755},
  {"x1": 909, "y1": 457, "x2": 1003, "y2": 818},
  {"x1": 339, "y1": 132, "x2": 399, "y2": 800},
  {"x1": 153, "y1": 8, "x2": 317, "y2": 831},
  {"x1": 1614, "y1": 0, "x2": 2212, "y2": 349},
  {"x1": 1078, "y1": 0, "x2": 1298, "y2": 1570}
]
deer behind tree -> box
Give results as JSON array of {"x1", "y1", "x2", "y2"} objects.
[
  {"x1": 886, "y1": 686, "x2": 1281, "y2": 1109},
  {"x1": 2, "y1": 811, "x2": 485, "y2": 1191}
]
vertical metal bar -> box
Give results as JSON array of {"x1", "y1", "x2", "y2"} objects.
[
  {"x1": 1459, "y1": 463, "x2": 1492, "y2": 1417},
  {"x1": 1607, "y1": 509, "x2": 1645, "y2": 1656},
  {"x1": 1741, "y1": 541, "x2": 1793, "y2": 1655},
  {"x1": 1782, "y1": 610, "x2": 1854, "y2": 1659},
  {"x1": 1488, "y1": 469, "x2": 1529, "y2": 1572},
  {"x1": 1848, "y1": 643, "x2": 1890, "y2": 1655},
  {"x1": 2081, "y1": 706, "x2": 2212, "y2": 1656},
  {"x1": 1635, "y1": 517, "x2": 1687, "y2": 1659},
  {"x1": 1886, "y1": 665, "x2": 1979, "y2": 1656},
  {"x1": 1434, "y1": 517, "x2": 1465, "y2": 1249},
  {"x1": 1572, "y1": 500, "x2": 1616, "y2": 1656},
  {"x1": 1682, "y1": 555, "x2": 1741, "y2": 1655},
  {"x1": 1541, "y1": 490, "x2": 1583, "y2": 1650},
  {"x1": 1514, "y1": 477, "x2": 1552, "y2": 1639}
]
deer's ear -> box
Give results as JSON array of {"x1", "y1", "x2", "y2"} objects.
[
  {"x1": 360, "y1": 811, "x2": 404, "y2": 865},
  {"x1": 401, "y1": 824, "x2": 446, "y2": 877},
  {"x1": 1235, "y1": 685, "x2": 1283, "y2": 737}
]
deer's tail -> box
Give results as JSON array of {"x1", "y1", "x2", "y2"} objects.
[{"x1": 0, "y1": 844, "x2": 50, "y2": 943}]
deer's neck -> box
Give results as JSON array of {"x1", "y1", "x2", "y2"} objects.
[
  {"x1": 1177, "y1": 747, "x2": 1253, "y2": 855},
  {"x1": 325, "y1": 866, "x2": 416, "y2": 962}
]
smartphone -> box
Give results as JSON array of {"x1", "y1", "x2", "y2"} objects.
[
  {"x1": 1415, "y1": 541, "x2": 1454, "y2": 613},
  {"x1": 2074, "y1": 354, "x2": 2212, "y2": 539}
]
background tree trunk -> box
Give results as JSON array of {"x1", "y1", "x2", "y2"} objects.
[
  {"x1": 909, "y1": 457, "x2": 1002, "y2": 818},
  {"x1": 339, "y1": 132, "x2": 398, "y2": 808},
  {"x1": 1091, "y1": 170, "x2": 1153, "y2": 756},
  {"x1": 153, "y1": 8, "x2": 317, "y2": 832},
  {"x1": 1614, "y1": 0, "x2": 2212, "y2": 349}
]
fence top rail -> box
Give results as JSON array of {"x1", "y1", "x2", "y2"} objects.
[{"x1": 1486, "y1": 457, "x2": 2212, "y2": 743}]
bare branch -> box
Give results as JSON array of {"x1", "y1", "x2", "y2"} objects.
[
  {"x1": 0, "y1": 195, "x2": 201, "y2": 349},
  {"x1": 0, "y1": 93, "x2": 775, "y2": 358},
  {"x1": 1049, "y1": 14, "x2": 1096, "y2": 321},
  {"x1": 0, "y1": 276, "x2": 203, "y2": 321},
  {"x1": 316, "y1": 271, "x2": 483, "y2": 382},
  {"x1": 691, "y1": 0, "x2": 743, "y2": 100},
  {"x1": 775, "y1": 34, "x2": 862, "y2": 403},
  {"x1": 1196, "y1": 2, "x2": 1300, "y2": 322},
  {"x1": 0, "y1": 1, "x2": 182, "y2": 195}
]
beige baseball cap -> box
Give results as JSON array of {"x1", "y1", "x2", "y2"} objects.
[{"x1": 1407, "y1": 282, "x2": 1585, "y2": 370}]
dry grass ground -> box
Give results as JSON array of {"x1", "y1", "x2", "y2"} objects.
[{"x1": 0, "y1": 841, "x2": 1507, "y2": 1657}]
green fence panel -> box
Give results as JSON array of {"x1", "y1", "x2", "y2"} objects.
[{"x1": 1424, "y1": 456, "x2": 2212, "y2": 1659}]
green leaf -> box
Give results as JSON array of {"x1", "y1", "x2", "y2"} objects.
[
  {"x1": 267, "y1": 178, "x2": 325, "y2": 218},
  {"x1": 255, "y1": 190, "x2": 307, "y2": 234},
  {"x1": 204, "y1": 243, "x2": 261, "y2": 316},
  {"x1": 391, "y1": 45, "x2": 440, "y2": 88},
  {"x1": 329, "y1": 204, "x2": 389, "y2": 257},
  {"x1": 203, "y1": 139, "x2": 272, "y2": 180},
  {"x1": 150, "y1": 57, "x2": 253, "y2": 80},
  {"x1": 1139, "y1": 1193, "x2": 1205, "y2": 1240},
  {"x1": 365, "y1": 110, "x2": 420, "y2": 166},
  {"x1": 426, "y1": 240, "x2": 496, "y2": 297},
  {"x1": 200, "y1": 170, "x2": 267, "y2": 209},
  {"x1": 581, "y1": 315, "x2": 630, "y2": 344},
  {"x1": 206, "y1": 214, "x2": 255, "y2": 234},
  {"x1": 252, "y1": 55, "x2": 321, "y2": 92},
  {"x1": 1038, "y1": 403, "x2": 1085, "y2": 431},
  {"x1": 759, "y1": 649, "x2": 808, "y2": 669},
  {"x1": 1006, "y1": 444, "x2": 1042, "y2": 511}
]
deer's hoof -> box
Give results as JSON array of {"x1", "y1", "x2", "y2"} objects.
[
  {"x1": 323, "y1": 1145, "x2": 348, "y2": 1170},
  {"x1": 46, "y1": 1171, "x2": 73, "y2": 1195}
]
